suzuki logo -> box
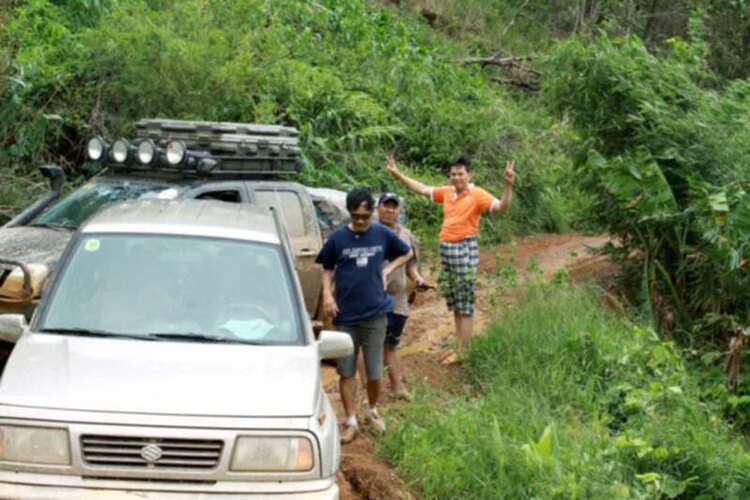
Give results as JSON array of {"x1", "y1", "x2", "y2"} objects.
[{"x1": 140, "y1": 444, "x2": 163, "y2": 463}]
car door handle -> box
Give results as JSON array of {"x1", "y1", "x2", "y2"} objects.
[{"x1": 298, "y1": 248, "x2": 317, "y2": 257}]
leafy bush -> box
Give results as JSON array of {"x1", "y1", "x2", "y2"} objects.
[
  {"x1": 381, "y1": 284, "x2": 750, "y2": 499},
  {"x1": 544, "y1": 33, "x2": 750, "y2": 351},
  {"x1": 0, "y1": 0, "x2": 580, "y2": 234}
]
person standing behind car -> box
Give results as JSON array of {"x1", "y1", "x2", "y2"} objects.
[
  {"x1": 316, "y1": 187, "x2": 413, "y2": 443},
  {"x1": 376, "y1": 192, "x2": 429, "y2": 400}
]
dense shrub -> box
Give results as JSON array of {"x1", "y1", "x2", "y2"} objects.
[
  {"x1": 0, "y1": 0, "x2": 579, "y2": 236},
  {"x1": 544, "y1": 33, "x2": 750, "y2": 351},
  {"x1": 381, "y1": 285, "x2": 750, "y2": 498}
]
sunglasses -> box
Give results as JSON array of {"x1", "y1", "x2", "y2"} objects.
[{"x1": 350, "y1": 212, "x2": 373, "y2": 221}]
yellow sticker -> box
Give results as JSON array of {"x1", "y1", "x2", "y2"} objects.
[{"x1": 84, "y1": 239, "x2": 100, "y2": 252}]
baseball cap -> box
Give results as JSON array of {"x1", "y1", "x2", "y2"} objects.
[{"x1": 378, "y1": 192, "x2": 400, "y2": 206}]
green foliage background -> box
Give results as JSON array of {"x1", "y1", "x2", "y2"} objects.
[{"x1": 0, "y1": 0, "x2": 581, "y2": 240}]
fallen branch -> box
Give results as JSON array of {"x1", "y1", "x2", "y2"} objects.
[
  {"x1": 0, "y1": 175, "x2": 46, "y2": 189},
  {"x1": 459, "y1": 54, "x2": 542, "y2": 77},
  {"x1": 490, "y1": 77, "x2": 540, "y2": 93}
]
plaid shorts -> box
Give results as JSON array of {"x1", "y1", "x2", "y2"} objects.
[{"x1": 439, "y1": 236, "x2": 479, "y2": 316}]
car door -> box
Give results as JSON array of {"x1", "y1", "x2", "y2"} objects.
[{"x1": 249, "y1": 184, "x2": 322, "y2": 317}]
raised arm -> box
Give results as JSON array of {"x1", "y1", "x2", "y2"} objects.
[
  {"x1": 385, "y1": 154, "x2": 432, "y2": 197},
  {"x1": 491, "y1": 160, "x2": 516, "y2": 214}
]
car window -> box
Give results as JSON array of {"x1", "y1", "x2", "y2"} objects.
[
  {"x1": 32, "y1": 181, "x2": 172, "y2": 228},
  {"x1": 254, "y1": 190, "x2": 306, "y2": 238},
  {"x1": 195, "y1": 190, "x2": 241, "y2": 203},
  {"x1": 39, "y1": 234, "x2": 302, "y2": 345}
]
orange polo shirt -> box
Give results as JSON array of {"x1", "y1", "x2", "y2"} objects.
[{"x1": 431, "y1": 185, "x2": 498, "y2": 243}]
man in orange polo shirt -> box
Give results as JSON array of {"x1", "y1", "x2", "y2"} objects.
[{"x1": 386, "y1": 154, "x2": 515, "y2": 359}]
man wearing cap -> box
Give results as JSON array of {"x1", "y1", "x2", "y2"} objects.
[
  {"x1": 375, "y1": 192, "x2": 429, "y2": 399},
  {"x1": 385, "y1": 154, "x2": 515, "y2": 361}
]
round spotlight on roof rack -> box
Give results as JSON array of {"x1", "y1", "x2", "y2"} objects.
[
  {"x1": 136, "y1": 139, "x2": 158, "y2": 166},
  {"x1": 166, "y1": 140, "x2": 187, "y2": 166},
  {"x1": 86, "y1": 137, "x2": 108, "y2": 161},
  {"x1": 111, "y1": 139, "x2": 131, "y2": 164}
]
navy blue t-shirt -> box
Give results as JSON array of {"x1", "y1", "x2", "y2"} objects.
[{"x1": 316, "y1": 223, "x2": 411, "y2": 325}]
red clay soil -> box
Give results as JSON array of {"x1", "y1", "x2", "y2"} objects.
[{"x1": 327, "y1": 233, "x2": 614, "y2": 499}]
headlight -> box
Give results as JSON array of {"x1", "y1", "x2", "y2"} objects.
[
  {"x1": 137, "y1": 139, "x2": 157, "y2": 165},
  {"x1": 111, "y1": 139, "x2": 131, "y2": 164},
  {"x1": 165, "y1": 140, "x2": 187, "y2": 166},
  {"x1": 230, "y1": 436, "x2": 313, "y2": 472},
  {"x1": 0, "y1": 426, "x2": 70, "y2": 465},
  {"x1": 86, "y1": 137, "x2": 108, "y2": 161}
]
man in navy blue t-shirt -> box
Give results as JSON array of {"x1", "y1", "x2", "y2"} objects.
[{"x1": 316, "y1": 187, "x2": 412, "y2": 443}]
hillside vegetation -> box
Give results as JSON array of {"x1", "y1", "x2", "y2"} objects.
[
  {"x1": 383, "y1": 284, "x2": 750, "y2": 498},
  {"x1": 397, "y1": 0, "x2": 750, "y2": 411},
  {"x1": 0, "y1": 0, "x2": 579, "y2": 240}
]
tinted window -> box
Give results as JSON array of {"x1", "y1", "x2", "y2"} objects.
[
  {"x1": 254, "y1": 190, "x2": 306, "y2": 238},
  {"x1": 40, "y1": 234, "x2": 302, "y2": 345},
  {"x1": 32, "y1": 180, "x2": 172, "y2": 228},
  {"x1": 195, "y1": 190, "x2": 241, "y2": 203}
]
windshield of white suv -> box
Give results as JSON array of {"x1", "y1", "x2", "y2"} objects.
[
  {"x1": 31, "y1": 180, "x2": 174, "y2": 229},
  {"x1": 39, "y1": 234, "x2": 302, "y2": 345}
]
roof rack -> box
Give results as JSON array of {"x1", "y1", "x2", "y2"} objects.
[{"x1": 135, "y1": 119, "x2": 303, "y2": 176}]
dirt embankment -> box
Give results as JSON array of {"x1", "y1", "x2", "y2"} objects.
[{"x1": 327, "y1": 233, "x2": 614, "y2": 499}]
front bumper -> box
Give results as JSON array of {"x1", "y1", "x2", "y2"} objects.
[{"x1": 0, "y1": 471, "x2": 338, "y2": 499}]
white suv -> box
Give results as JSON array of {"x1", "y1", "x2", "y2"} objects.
[{"x1": 0, "y1": 200, "x2": 351, "y2": 499}]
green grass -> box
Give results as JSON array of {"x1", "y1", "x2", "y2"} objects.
[{"x1": 381, "y1": 284, "x2": 750, "y2": 499}]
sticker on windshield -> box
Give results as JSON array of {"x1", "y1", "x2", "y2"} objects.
[
  {"x1": 84, "y1": 239, "x2": 101, "y2": 252},
  {"x1": 157, "y1": 188, "x2": 179, "y2": 200}
]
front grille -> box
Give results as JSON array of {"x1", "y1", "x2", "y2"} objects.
[{"x1": 81, "y1": 435, "x2": 223, "y2": 470}]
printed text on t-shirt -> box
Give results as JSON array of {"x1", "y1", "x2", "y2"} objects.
[{"x1": 342, "y1": 245, "x2": 383, "y2": 268}]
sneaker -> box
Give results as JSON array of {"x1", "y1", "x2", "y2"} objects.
[
  {"x1": 394, "y1": 386, "x2": 412, "y2": 402},
  {"x1": 340, "y1": 424, "x2": 358, "y2": 444},
  {"x1": 440, "y1": 350, "x2": 461, "y2": 365},
  {"x1": 364, "y1": 407, "x2": 386, "y2": 433}
]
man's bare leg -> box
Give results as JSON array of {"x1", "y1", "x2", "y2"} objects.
[
  {"x1": 384, "y1": 345, "x2": 404, "y2": 392},
  {"x1": 340, "y1": 376, "x2": 357, "y2": 420},
  {"x1": 454, "y1": 311, "x2": 474, "y2": 351},
  {"x1": 356, "y1": 353, "x2": 367, "y2": 391},
  {"x1": 366, "y1": 378, "x2": 380, "y2": 408}
]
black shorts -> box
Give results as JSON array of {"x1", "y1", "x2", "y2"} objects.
[{"x1": 385, "y1": 313, "x2": 408, "y2": 347}]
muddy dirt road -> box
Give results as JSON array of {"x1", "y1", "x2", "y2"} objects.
[{"x1": 325, "y1": 233, "x2": 613, "y2": 500}]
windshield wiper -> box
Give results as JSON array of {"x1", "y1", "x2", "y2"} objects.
[
  {"x1": 27, "y1": 222, "x2": 76, "y2": 231},
  {"x1": 38, "y1": 327, "x2": 158, "y2": 341},
  {"x1": 148, "y1": 332, "x2": 263, "y2": 345}
]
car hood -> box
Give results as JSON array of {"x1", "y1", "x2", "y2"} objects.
[{"x1": 0, "y1": 333, "x2": 321, "y2": 417}]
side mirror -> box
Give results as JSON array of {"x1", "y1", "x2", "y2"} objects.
[
  {"x1": 0, "y1": 314, "x2": 27, "y2": 344},
  {"x1": 317, "y1": 330, "x2": 353, "y2": 360}
]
